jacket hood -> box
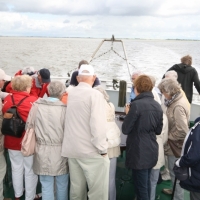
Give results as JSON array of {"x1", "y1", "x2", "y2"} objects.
[
  {"x1": 35, "y1": 98, "x2": 66, "y2": 107},
  {"x1": 173, "y1": 63, "x2": 194, "y2": 74}
]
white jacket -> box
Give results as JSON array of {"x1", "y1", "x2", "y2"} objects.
[
  {"x1": 61, "y1": 82, "x2": 108, "y2": 158},
  {"x1": 153, "y1": 113, "x2": 168, "y2": 169},
  {"x1": 105, "y1": 101, "x2": 121, "y2": 148}
]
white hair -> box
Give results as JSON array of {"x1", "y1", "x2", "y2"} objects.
[
  {"x1": 21, "y1": 67, "x2": 35, "y2": 75},
  {"x1": 165, "y1": 70, "x2": 178, "y2": 80},
  {"x1": 131, "y1": 71, "x2": 143, "y2": 77},
  {"x1": 158, "y1": 78, "x2": 181, "y2": 96},
  {"x1": 148, "y1": 75, "x2": 156, "y2": 86},
  {"x1": 47, "y1": 81, "x2": 66, "y2": 98}
]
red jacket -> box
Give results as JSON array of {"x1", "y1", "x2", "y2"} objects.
[
  {"x1": 30, "y1": 78, "x2": 49, "y2": 98},
  {"x1": 2, "y1": 91, "x2": 37, "y2": 150}
]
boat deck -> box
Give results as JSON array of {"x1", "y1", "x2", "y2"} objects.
[{"x1": 3, "y1": 151, "x2": 190, "y2": 200}]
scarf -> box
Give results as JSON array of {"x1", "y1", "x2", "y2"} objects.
[{"x1": 164, "y1": 92, "x2": 180, "y2": 107}]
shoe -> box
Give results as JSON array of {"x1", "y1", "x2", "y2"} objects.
[
  {"x1": 4, "y1": 198, "x2": 12, "y2": 200},
  {"x1": 162, "y1": 188, "x2": 172, "y2": 195},
  {"x1": 162, "y1": 172, "x2": 171, "y2": 181},
  {"x1": 34, "y1": 193, "x2": 42, "y2": 200}
]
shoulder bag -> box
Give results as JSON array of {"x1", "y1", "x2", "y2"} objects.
[
  {"x1": 168, "y1": 139, "x2": 184, "y2": 158},
  {"x1": 21, "y1": 103, "x2": 38, "y2": 157}
]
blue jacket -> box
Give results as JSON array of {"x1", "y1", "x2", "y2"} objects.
[
  {"x1": 129, "y1": 87, "x2": 136, "y2": 102},
  {"x1": 178, "y1": 117, "x2": 200, "y2": 192}
]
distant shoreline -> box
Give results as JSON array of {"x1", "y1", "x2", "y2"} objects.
[{"x1": 0, "y1": 35, "x2": 199, "y2": 41}]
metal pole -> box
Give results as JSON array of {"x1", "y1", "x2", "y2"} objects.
[
  {"x1": 88, "y1": 39, "x2": 105, "y2": 63},
  {"x1": 121, "y1": 41, "x2": 131, "y2": 78}
]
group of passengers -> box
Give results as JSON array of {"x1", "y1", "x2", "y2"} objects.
[{"x1": 0, "y1": 54, "x2": 199, "y2": 200}]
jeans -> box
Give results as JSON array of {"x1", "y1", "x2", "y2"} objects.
[
  {"x1": 109, "y1": 157, "x2": 117, "y2": 200},
  {"x1": 132, "y1": 168, "x2": 152, "y2": 200},
  {"x1": 168, "y1": 155, "x2": 184, "y2": 200},
  {"x1": 40, "y1": 174, "x2": 69, "y2": 200},
  {"x1": 150, "y1": 169, "x2": 160, "y2": 200},
  {"x1": 190, "y1": 191, "x2": 200, "y2": 200}
]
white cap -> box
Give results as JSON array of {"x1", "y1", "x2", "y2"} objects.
[
  {"x1": 78, "y1": 64, "x2": 94, "y2": 76},
  {"x1": 0, "y1": 69, "x2": 11, "y2": 81}
]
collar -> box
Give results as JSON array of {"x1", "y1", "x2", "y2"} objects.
[
  {"x1": 133, "y1": 91, "x2": 153, "y2": 101},
  {"x1": 77, "y1": 82, "x2": 92, "y2": 88},
  {"x1": 164, "y1": 92, "x2": 180, "y2": 107},
  {"x1": 46, "y1": 97, "x2": 59, "y2": 102},
  {"x1": 35, "y1": 76, "x2": 42, "y2": 88},
  {"x1": 10, "y1": 90, "x2": 30, "y2": 97}
]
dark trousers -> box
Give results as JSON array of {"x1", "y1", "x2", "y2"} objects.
[{"x1": 132, "y1": 168, "x2": 152, "y2": 200}]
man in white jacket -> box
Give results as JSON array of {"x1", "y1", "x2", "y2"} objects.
[{"x1": 61, "y1": 65, "x2": 109, "y2": 200}]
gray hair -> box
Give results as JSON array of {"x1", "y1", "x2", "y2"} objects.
[
  {"x1": 94, "y1": 85, "x2": 109, "y2": 101},
  {"x1": 165, "y1": 70, "x2": 178, "y2": 80},
  {"x1": 148, "y1": 75, "x2": 156, "y2": 86},
  {"x1": 47, "y1": 81, "x2": 66, "y2": 98},
  {"x1": 21, "y1": 67, "x2": 35, "y2": 75},
  {"x1": 131, "y1": 70, "x2": 143, "y2": 77},
  {"x1": 158, "y1": 78, "x2": 181, "y2": 96}
]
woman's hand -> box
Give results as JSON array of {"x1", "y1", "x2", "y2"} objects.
[{"x1": 125, "y1": 104, "x2": 130, "y2": 114}]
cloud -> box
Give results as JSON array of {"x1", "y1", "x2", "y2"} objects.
[
  {"x1": 78, "y1": 19, "x2": 91, "y2": 24},
  {"x1": 0, "y1": 2, "x2": 9, "y2": 11},
  {"x1": 63, "y1": 19, "x2": 70, "y2": 23},
  {"x1": 0, "y1": 1, "x2": 200, "y2": 39},
  {"x1": 1, "y1": 0, "x2": 200, "y2": 17}
]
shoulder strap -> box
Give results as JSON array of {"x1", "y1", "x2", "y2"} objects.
[{"x1": 11, "y1": 95, "x2": 29, "y2": 107}]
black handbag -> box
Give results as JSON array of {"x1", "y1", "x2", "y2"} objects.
[
  {"x1": 173, "y1": 164, "x2": 188, "y2": 181},
  {"x1": 1, "y1": 95, "x2": 28, "y2": 138}
]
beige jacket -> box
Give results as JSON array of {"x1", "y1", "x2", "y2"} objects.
[
  {"x1": 61, "y1": 82, "x2": 108, "y2": 158},
  {"x1": 164, "y1": 93, "x2": 190, "y2": 156},
  {"x1": 29, "y1": 98, "x2": 68, "y2": 176}
]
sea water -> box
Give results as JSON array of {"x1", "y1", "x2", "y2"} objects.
[{"x1": 0, "y1": 37, "x2": 200, "y2": 85}]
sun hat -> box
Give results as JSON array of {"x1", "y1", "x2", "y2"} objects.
[{"x1": 0, "y1": 69, "x2": 11, "y2": 81}]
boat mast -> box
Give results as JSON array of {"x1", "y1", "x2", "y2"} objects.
[{"x1": 88, "y1": 35, "x2": 131, "y2": 78}]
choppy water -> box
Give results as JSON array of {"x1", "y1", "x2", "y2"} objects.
[{"x1": 0, "y1": 37, "x2": 200, "y2": 85}]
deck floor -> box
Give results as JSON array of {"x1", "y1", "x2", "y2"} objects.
[{"x1": 3, "y1": 151, "x2": 190, "y2": 200}]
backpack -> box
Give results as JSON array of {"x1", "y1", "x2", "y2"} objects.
[{"x1": 1, "y1": 95, "x2": 28, "y2": 138}]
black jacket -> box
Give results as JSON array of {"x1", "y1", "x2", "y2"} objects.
[
  {"x1": 70, "y1": 71, "x2": 100, "y2": 87},
  {"x1": 122, "y1": 92, "x2": 163, "y2": 170},
  {"x1": 179, "y1": 117, "x2": 200, "y2": 193},
  {"x1": 164, "y1": 64, "x2": 200, "y2": 103}
]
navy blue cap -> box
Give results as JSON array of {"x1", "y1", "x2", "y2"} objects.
[{"x1": 39, "y1": 68, "x2": 51, "y2": 83}]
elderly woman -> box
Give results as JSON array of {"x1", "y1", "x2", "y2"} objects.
[
  {"x1": 2, "y1": 75, "x2": 38, "y2": 200},
  {"x1": 122, "y1": 75, "x2": 163, "y2": 200},
  {"x1": 158, "y1": 78, "x2": 190, "y2": 200},
  {"x1": 27, "y1": 81, "x2": 69, "y2": 200},
  {"x1": 94, "y1": 86, "x2": 121, "y2": 200}
]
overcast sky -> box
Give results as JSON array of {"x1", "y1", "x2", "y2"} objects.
[{"x1": 0, "y1": 0, "x2": 200, "y2": 39}]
